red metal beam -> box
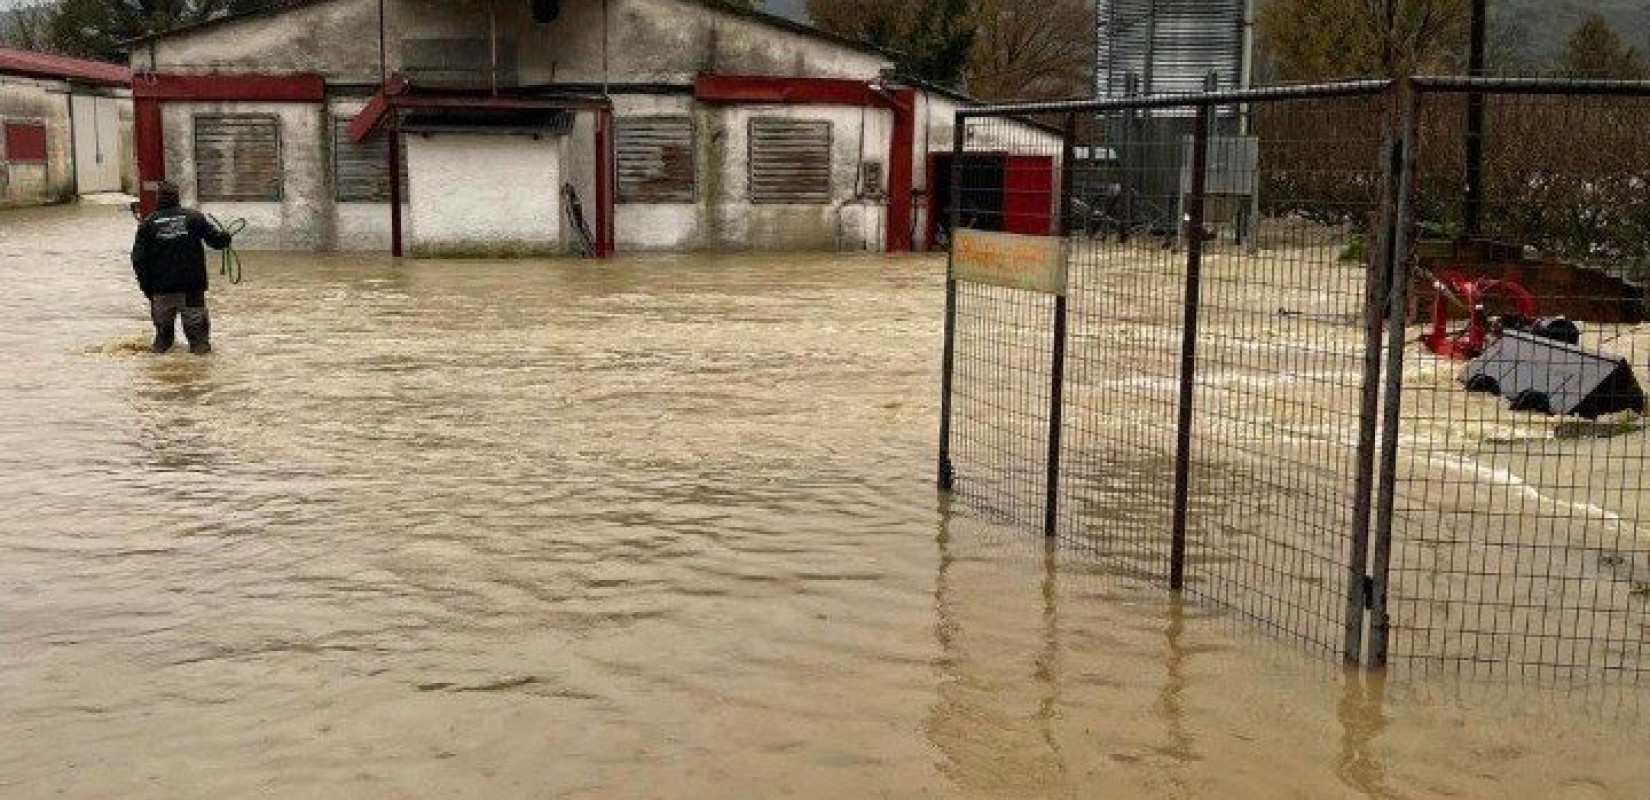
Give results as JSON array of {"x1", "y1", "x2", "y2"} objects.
[
  {"x1": 694, "y1": 74, "x2": 879, "y2": 107},
  {"x1": 131, "y1": 73, "x2": 326, "y2": 102},
  {"x1": 133, "y1": 98, "x2": 166, "y2": 216},
  {"x1": 884, "y1": 88, "x2": 917, "y2": 254},
  {"x1": 348, "y1": 74, "x2": 408, "y2": 143},
  {"x1": 595, "y1": 108, "x2": 614, "y2": 258}
]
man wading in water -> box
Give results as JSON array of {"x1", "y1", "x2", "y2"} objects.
[{"x1": 131, "y1": 181, "x2": 235, "y2": 354}]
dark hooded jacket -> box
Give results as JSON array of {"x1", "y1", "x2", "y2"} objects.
[{"x1": 131, "y1": 203, "x2": 233, "y2": 297}]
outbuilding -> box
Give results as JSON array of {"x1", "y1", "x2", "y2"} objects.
[
  {"x1": 126, "y1": 0, "x2": 1057, "y2": 255},
  {"x1": 0, "y1": 47, "x2": 136, "y2": 207}
]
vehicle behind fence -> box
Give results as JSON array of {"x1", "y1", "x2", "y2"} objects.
[{"x1": 940, "y1": 78, "x2": 1650, "y2": 680}]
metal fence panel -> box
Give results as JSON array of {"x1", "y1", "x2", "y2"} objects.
[
  {"x1": 1381, "y1": 84, "x2": 1650, "y2": 679},
  {"x1": 944, "y1": 79, "x2": 1650, "y2": 681}
]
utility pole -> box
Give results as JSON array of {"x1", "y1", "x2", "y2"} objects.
[{"x1": 1463, "y1": 0, "x2": 1487, "y2": 238}]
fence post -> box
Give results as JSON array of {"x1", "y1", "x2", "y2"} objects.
[
  {"x1": 1367, "y1": 82, "x2": 1420, "y2": 669},
  {"x1": 1170, "y1": 104, "x2": 1211, "y2": 591},
  {"x1": 1343, "y1": 88, "x2": 1403, "y2": 665},
  {"x1": 939, "y1": 116, "x2": 966, "y2": 492},
  {"x1": 1044, "y1": 113, "x2": 1078, "y2": 538}
]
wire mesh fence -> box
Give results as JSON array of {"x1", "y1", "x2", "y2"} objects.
[
  {"x1": 1380, "y1": 82, "x2": 1650, "y2": 679},
  {"x1": 942, "y1": 78, "x2": 1650, "y2": 681}
]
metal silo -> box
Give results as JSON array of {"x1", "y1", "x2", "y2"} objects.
[
  {"x1": 1097, "y1": 0, "x2": 1252, "y2": 99},
  {"x1": 1088, "y1": 0, "x2": 1258, "y2": 241}
]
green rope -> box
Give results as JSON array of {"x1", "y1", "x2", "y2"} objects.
[{"x1": 210, "y1": 215, "x2": 248, "y2": 285}]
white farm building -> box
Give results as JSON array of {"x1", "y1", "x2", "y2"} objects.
[{"x1": 126, "y1": 0, "x2": 1059, "y2": 256}]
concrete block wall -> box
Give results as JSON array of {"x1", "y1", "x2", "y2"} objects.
[{"x1": 0, "y1": 76, "x2": 76, "y2": 208}]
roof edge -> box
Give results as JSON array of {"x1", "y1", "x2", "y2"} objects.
[{"x1": 123, "y1": 0, "x2": 895, "y2": 62}]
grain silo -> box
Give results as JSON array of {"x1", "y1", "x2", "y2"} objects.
[
  {"x1": 1096, "y1": 0, "x2": 1253, "y2": 99},
  {"x1": 1089, "y1": 0, "x2": 1259, "y2": 242}
]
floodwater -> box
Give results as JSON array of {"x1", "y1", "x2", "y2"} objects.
[{"x1": 1, "y1": 204, "x2": 1646, "y2": 799}]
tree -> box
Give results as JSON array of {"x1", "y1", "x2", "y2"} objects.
[
  {"x1": 804, "y1": 0, "x2": 907, "y2": 51},
  {"x1": 1257, "y1": 0, "x2": 1472, "y2": 81},
  {"x1": 46, "y1": 0, "x2": 265, "y2": 61},
  {"x1": 808, "y1": 0, "x2": 1089, "y2": 98},
  {"x1": 966, "y1": 0, "x2": 1093, "y2": 100},
  {"x1": 806, "y1": 0, "x2": 973, "y2": 88},
  {"x1": 0, "y1": 2, "x2": 60, "y2": 52},
  {"x1": 1562, "y1": 13, "x2": 1646, "y2": 80}
]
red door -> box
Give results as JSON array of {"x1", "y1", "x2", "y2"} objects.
[{"x1": 1002, "y1": 155, "x2": 1056, "y2": 235}]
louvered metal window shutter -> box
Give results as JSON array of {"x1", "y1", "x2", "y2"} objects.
[
  {"x1": 749, "y1": 118, "x2": 832, "y2": 204},
  {"x1": 617, "y1": 116, "x2": 696, "y2": 203},
  {"x1": 194, "y1": 115, "x2": 282, "y2": 201},
  {"x1": 333, "y1": 119, "x2": 409, "y2": 203}
]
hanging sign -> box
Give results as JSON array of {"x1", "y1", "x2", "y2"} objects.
[{"x1": 951, "y1": 229, "x2": 1069, "y2": 296}]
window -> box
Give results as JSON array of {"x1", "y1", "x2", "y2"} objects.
[
  {"x1": 333, "y1": 119, "x2": 408, "y2": 203},
  {"x1": 3, "y1": 122, "x2": 48, "y2": 165},
  {"x1": 194, "y1": 115, "x2": 282, "y2": 201},
  {"x1": 748, "y1": 118, "x2": 832, "y2": 204},
  {"x1": 616, "y1": 116, "x2": 696, "y2": 203}
]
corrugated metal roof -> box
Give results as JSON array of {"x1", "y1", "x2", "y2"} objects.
[{"x1": 0, "y1": 47, "x2": 132, "y2": 87}]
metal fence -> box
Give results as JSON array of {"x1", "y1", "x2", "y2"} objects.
[{"x1": 940, "y1": 77, "x2": 1650, "y2": 680}]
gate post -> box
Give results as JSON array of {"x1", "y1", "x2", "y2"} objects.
[
  {"x1": 938, "y1": 117, "x2": 966, "y2": 491},
  {"x1": 1170, "y1": 104, "x2": 1212, "y2": 591},
  {"x1": 1044, "y1": 113, "x2": 1079, "y2": 538},
  {"x1": 1343, "y1": 88, "x2": 1405, "y2": 665},
  {"x1": 1367, "y1": 82, "x2": 1421, "y2": 669}
]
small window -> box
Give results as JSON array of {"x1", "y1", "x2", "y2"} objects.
[
  {"x1": 333, "y1": 119, "x2": 408, "y2": 203},
  {"x1": 749, "y1": 118, "x2": 832, "y2": 204},
  {"x1": 194, "y1": 115, "x2": 282, "y2": 201},
  {"x1": 3, "y1": 122, "x2": 48, "y2": 165},
  {"x1": 616, "y1": 115, "x2": 696, "y2": 203}
]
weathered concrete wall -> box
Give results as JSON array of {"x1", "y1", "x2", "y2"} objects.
[
  {"x1": 141, "y1": 0, "x2": 891, "y2": 87},
  {"x1": 0, "y1": 76, "x2": 76, "y2": 208},
  {"x1": 610, "y1": 96, "x2": 893, "y2": 252},
  {"x1": 136, "y1": 0, "x2": 382, "y2": 82},
  {"x1": 162, "y1": 100, "x2": 332, "y2": 250},
  {"x1": 392, "y1": 0, "x2": 891, "y2": 84},
  {"x1": 406, "y1": 133, "x2": 563, "y2": 256}
]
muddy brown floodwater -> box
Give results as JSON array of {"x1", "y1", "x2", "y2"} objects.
[{"x1": 1, "y1": 204, "x2": 1647, "y2": 799}]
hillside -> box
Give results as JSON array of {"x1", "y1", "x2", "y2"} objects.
[{"x1": 1493, "y1": 0, "x2": 1650, "y2": 67}]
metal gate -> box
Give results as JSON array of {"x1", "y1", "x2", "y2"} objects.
[{"x1": 941, "y1": 78, "x2": 1650, "y2": 678}]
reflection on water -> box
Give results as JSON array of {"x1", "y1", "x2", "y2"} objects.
[
  {"x1": 0, "y1": 205, "x2": 1646, "y2": 800},
  {"x1": 1338, "y1": 671, "x2": 1393, "y2": 800}
]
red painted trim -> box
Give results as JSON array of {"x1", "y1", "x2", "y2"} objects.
[
  {"x1": 885, "y1": 89, "x2": 917, "y2": 254},
  {"x1": 694, "y1": 74, "x2": 878, "y2": 107},
  {"x1": 594, "y1": 108, "x2": 614, "y2": 258},
  {"x1": 3, "y1": 122, "x2": 48, "y2": 163},
  {"x1": 131, "y1": 72, "x2": 326, "y2": 102},
  {"x1": 134, "y1": 98, "x2": 166, "y2": 216}
]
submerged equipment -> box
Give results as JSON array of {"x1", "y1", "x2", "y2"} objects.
[{"x1": 209, "y1": 215, "x2": 248, "y2": 285}]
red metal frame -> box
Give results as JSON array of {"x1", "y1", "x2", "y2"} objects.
[
  {"x1": 595, "y1": 108, "x2": 615, "y2": 258},
  {"x1": 131, "y1": 73, "x2": 326, "y2": 102},
  {"x1": 694, "y1": 75, "x2": 919, "y2": 254},
  {"x1": 1423, "y1": 271, "x2": 1540, "y2": 360}
]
